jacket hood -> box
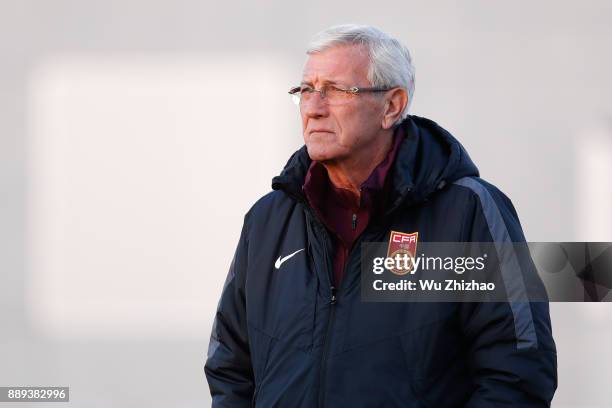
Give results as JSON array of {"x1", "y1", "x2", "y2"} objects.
[{"x1": 272, "y1": 115, "x2": 479, "y2": 213}]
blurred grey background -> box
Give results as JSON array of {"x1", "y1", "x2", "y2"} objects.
[{"x1": 1, "y1": 0, "x2": 611, "y2": 407}]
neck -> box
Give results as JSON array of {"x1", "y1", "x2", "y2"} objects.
[{"x1": 321, "y1": 129, "x2": 394, "y2": 200}]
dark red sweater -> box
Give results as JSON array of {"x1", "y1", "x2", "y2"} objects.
[{"x1": 302, "y1": 128, "x2": 403, "y2": 286}]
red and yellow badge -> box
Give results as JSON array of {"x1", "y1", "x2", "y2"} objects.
[{"x1": 387, "y1": 230, "x2": 419, "y2": 275}]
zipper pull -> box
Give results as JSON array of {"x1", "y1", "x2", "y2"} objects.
[
  {"x1": 330, "y1": 285, "x2": 337, "y2": 305},
  {"x1": 351, "y1": 213, "x2": 357, "y2": 230}
]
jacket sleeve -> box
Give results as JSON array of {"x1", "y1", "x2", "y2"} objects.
[
  {"x1": 204, "y1": 217, "x2": 254, "y2": 407},
  {"x1": 455, "y1": 178, "x2": 558, "y2": 407}
]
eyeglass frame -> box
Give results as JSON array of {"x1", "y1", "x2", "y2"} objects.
[{"x1": 288, "y1": 83, "x2": 394, "y2": 105}]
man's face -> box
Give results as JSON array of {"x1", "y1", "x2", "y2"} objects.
[{"x1": 300, "y1": 44, "x2": 386, "y2": 163}]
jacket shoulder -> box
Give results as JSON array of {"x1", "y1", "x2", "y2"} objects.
[
  {"x1": 450, "y1": 177, "x2": 519, "y2": 218},
  {"x1": 243, "y1": 190, "x2": 299, "y2": 232},
  {"x1": 246, "y1": 190, "x2": 295, "y2": 217},
  {"x1": 450, "y1": 176, "x2": 526, "y2": 242}
]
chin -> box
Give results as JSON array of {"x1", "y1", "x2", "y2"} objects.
[
  {"x1": 305, "y1": 143, "x2": 333, "y2": 162},
  {"x1": 305, "y1": 147, "x2": 328, "y2": 162},
  {"x1": 305, "y1": 143, "x2": 345, "y2": 163}
]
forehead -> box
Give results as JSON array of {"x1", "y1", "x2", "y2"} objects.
[{"x1": 302, "y1": 44, "x2": 371, "y2": 85}]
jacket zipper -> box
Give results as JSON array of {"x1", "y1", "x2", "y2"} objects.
[
  {"x1": 317, "y1": 227, "x2": 365, "y2": 408},
  {"x1": 317, "y1": 227, "x2": 336, "y2": 408},
  {"x1": 317, "y1": 283, "x2": 337, "y2": 408}
]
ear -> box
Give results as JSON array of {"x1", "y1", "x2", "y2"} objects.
[{"x1": 381, "y1": 88, "x2": 408, "y2": 129}]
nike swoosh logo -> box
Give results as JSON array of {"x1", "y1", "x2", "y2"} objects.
[{"x1": 274, "y1": 248, "x2": 305, "y2": 269}]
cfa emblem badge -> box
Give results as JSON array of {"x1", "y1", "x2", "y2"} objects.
[{"x1": 386, "y1": 231, "x2": 419, "y2": 275}]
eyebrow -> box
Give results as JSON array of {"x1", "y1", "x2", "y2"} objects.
[{"x1": 300, "y1": 79, "x2": 341, "y2": 86}]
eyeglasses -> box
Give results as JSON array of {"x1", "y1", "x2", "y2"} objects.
[{"x1": 288, "y1": 84, "x2": 392, "y2": 106}]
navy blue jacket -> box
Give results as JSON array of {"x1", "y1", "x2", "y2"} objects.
[{"x1": 205, "y1": 115, "x2": 558, "y2": 407}]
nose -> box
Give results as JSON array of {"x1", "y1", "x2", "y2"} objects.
[{"x1": 301, "y1": 91, "x2": 329, "y2": 119}]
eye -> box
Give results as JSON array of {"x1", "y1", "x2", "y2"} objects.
[
  {"x1": 325, "y1": 85, "x2": 353, "y2": 100},
  {"x1": 325, "y1": 85, "x2": 343, "y2": 95},
  {"x1": 300, "y1": 85, "x2": 315, "y2": 93}
]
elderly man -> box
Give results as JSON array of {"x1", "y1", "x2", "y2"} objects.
[{"x1": 205, "y1": 24, "x2": 557, "y2": 407}]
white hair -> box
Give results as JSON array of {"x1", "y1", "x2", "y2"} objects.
[{"x1": 307, "y1": 24, "x2": 415, "y2": 122}]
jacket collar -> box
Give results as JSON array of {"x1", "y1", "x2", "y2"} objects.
[{"x1": 272, "y1": 115, "x2": 479, "y2": 216}]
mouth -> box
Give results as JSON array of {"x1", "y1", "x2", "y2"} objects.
[{"x1": 309, "y1": 129, "x2": 334, "y2": 135}]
